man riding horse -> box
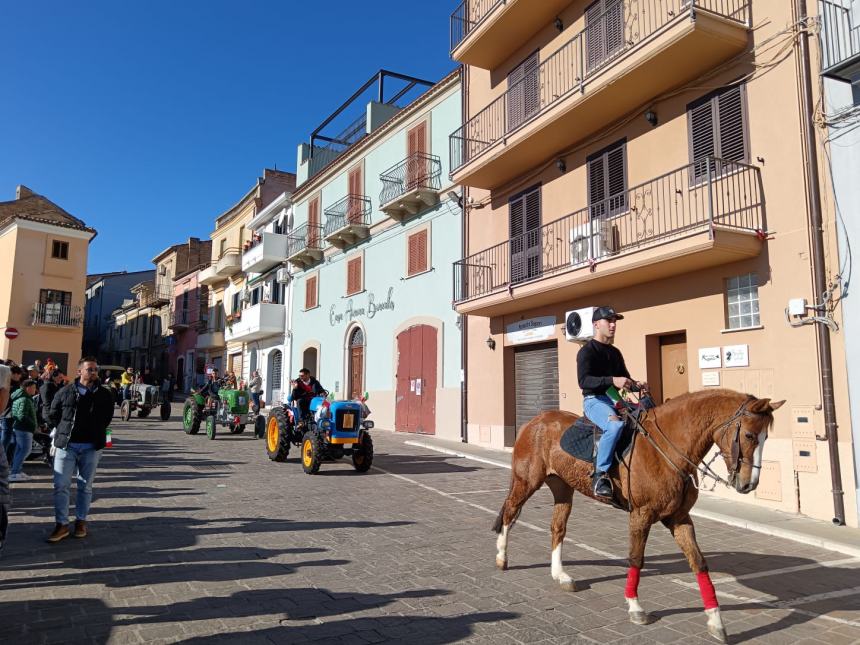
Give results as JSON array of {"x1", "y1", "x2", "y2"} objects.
[{"x1": 577, "y1": 306, "x2": 646, "y2": 499}]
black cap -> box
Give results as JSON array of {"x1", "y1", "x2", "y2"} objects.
[{"x1": 592, "y1": 306, "x2": 624, "y2": 322}]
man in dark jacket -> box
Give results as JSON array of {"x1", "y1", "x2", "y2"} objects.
[
  {"x1": 38, "y1": 370, "x2": 64, "y2": 429},
  {"x1": 47, "y1": 357, "x2": 114, "y2": 543},
  {"x1": 290, "y1": 369, "x2": 327, "y2": 421}
]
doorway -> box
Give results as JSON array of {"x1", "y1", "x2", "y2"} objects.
[
  {"x1": 514, "y1": 342, "x2": 559, "y2": 436},
  {"x1": 394, "y1": 325, "x2": 438, "y2": 435},
  {"x1": 348, "y1": 327, "x2": 364, "y2": 399},
  {"x1": 177, "y1": 357, "x2": 184, "y2": 393},
  {"x1": 302, "y1": 347, "x2": 318, "y2": 376},
  {"x1": 646, "y1": 332, "x2": 689, "y2": 404}
]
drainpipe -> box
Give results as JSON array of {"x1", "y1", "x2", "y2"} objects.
[
  {"x1": 458, "y1": 65, "x2": 468, "y2": 444},
  {"x1": 796, "y1": 0, "x2": 845, "y2": 525}
]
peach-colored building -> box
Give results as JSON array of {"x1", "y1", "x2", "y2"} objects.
[
  {"x1": 451, "y1": 1, "x2": 856, "y2": 526},
  {"x1": 0, "y1": 185, "x2": 96, "y2": 373}
]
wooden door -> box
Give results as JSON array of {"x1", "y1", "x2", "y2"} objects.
[
  {"x1": 308, "y1": 197, "x2": 320, "y2": 247},
  {"x1": 394, "y1": 325, "x2": 437, "y2": 434},
  {"x1": 348, "y1": 327, "x2": 364, "y2": 399},
  {"x1": 395, "y1": 332, "x2": 411, "y2": 431},
  {"x1": 348, "y1": 166, "x2": 363, "y2": 223},
  {"x1": 406, "y1": 122, "x2": 427, "y2": 189},
  {"x1": 660, "y1": 333, "x2": 688, "y2": 402}
]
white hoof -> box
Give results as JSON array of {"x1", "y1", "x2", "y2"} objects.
[
  {"x1": 706, "y1": 608, "x2": 727, "y2": 643},
  {"x1": 554, "y1": 573, "x2": 577, "y2": 592},
  {"x1": 626, "y1": 597, "x2": 652, "y2": 625},
  {"x1": 495, "y1": 557, "x2": 508, "y2": 570}
]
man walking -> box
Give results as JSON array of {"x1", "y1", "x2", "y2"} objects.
[
  {"x1": 47, "y1": 357, "x2": 114, "y2": 543},
  {"x1": 1, "y1": 365, "x2": 22, "y2": 465},
  {"x1": 8, "y1": 379, "x2": 38, "y2": 482},
  {"x1": 0, "y1": 362, "x2": 11, "y2": 554}
]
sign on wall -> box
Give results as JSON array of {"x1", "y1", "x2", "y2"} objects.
[
  {"x1": 702, "y1": 371, "x2": 721, "y2": 387},
  {"x1": 505, "y1": 316, "x2": 557, "y2": 345},
  {"x1": 698, "y1": 347, "x2": 722, "y2": 369},
  {"x1": 330, "y1": 287, "x2": 395, "y2": 326},
  {"x1": 723, "y1": 344, "x2": 750, "y2": 368}
]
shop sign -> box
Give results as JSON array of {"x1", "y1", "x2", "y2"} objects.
[
  {"x1": 698, "y1": 347, "x2": 722, "y2": 369},
  {"x1": 723, "y1": 344, "x2": 749, "y2": 368},
  {"x1": 702, "y1": 371, "x2": 721, "y2": 387},
  {"x1": 505, "y1": 316, "x2": 557, "y2": 345},
  {"x1": 330, "y1": 287, "x2": 395, "y2": 326}
]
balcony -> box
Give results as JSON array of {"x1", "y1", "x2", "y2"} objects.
[
  {"x1": 168, "y1": 308, "x2": 201, "y2": 330},
  {"x1": 379, "y1": 153, "x2": 443, "y2": 221},
  {"x1": 453, "y1": 157, "x2": 764, "y2": 317},
  {"x1": 197, "y1": 327, "x2": 225, "y2": 350},
  {"x1": 31, "y1": 303, "x2": 82, "y2": 327},
  {"x1": 820, "y1": 0, "x2": 860, "y2": 81},
  {"x1": 286, "y1": 223, "x2": 325, "y2": 270},
  {"x1": 224, "y1": 302, "x2": 286, "y2": 342},
  {"x1": 323, "y1": 195, "x2": 372, "y2": 249},
  {"x1": 215, "y1": 249, "x2": 242, "y2": 277},
  {"x1": 242, "y1": 232, "x2": 289, "y2": 274},
  {"x1": 139, "y1": 284, "x2": 172, "y2": 308},
  {"x1": 450, "y1": 0, "x2": 750, "y2": 190},
  {"x1": 450, "y1": 0, "x2": 572, "y2": 69},
  {"x1": 199, "y1": 265, "x2": 223, "y2": 286}
]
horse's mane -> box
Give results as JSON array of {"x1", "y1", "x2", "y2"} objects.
[{"x1": 654, "y1": 388, "x2": 749, "y2": 415}]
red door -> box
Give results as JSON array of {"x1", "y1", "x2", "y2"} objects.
[{"x1": 394, "y1": 325, "x2": 437, "y2": 434}]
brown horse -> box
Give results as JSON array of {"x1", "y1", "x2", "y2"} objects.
[{"x1": 492, "y1": 389, "x2": 784, "y2": 643}]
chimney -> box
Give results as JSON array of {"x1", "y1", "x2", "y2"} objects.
[{"x1": 16, "y1": 185, "x2": 35, "y2": 200}]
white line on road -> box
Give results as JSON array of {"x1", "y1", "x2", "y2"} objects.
[
  {"x1": 709, "y1": 556, "x2": 860, "y2": 586},
  {"x1": 446, "y1": 488, "x2": 511, "y2": 495}
]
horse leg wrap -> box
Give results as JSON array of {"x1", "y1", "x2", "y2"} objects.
[
  {"x1": 696, "y1": 571, "x2": 719, "y2": 610},
  {"x1": 624, "y1": 566, "x2": 641, "y2": 599}
]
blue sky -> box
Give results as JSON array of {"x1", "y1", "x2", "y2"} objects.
[{"x1": 0, "y1": 1, "x2": 456, "y2": 274}]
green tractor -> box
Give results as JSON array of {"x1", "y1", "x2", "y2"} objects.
[{"x1": 183, "y1": 387, "x2": 252, "y2": 440}]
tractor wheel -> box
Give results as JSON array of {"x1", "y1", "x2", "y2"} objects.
[
  {"x1": 300, "y1": 430, "x2": 323, "y2": 474},
  {"x1": 206, "y1": 416, "x2": 216, "y2": 440},
  {"x1": 137, "y1": 407, "x2": 150, "y2": 418},
  {"x1": 120, "y1": 400, "x2": 131, "y2": 422},
  {"x1": 352, "y1": 433, "x2": 374, "y2": 473},
  {"x1": 266, "y1": 408, "x2": 290, "y2": 462},
  {"x1": 183, "y1": 399, "x2": 201, "y2": 435},
  {"x1": 254, "y1": 415, "x2": 266, "y2": 440},
  {"x1": 160, "y1": 401, "x2": 171, "y2": 421},
  {"x1": 235, "y1": 424, "x2": 245, "y2": 434}
]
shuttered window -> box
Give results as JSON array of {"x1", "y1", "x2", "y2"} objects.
[
  {"x1": 688, "y1": 84, "x2": 748, "y2": 180},
  {"x1": 587, "y1": 139, "x2": 627, "y2": 218},
  {"x1": 407, "y1": 229, "x2": 429, "y2": 276},
  {"x1": 305, "y1": 275, "x2": 317, "y2": 310},
  {"x1": 308, "y1": 197, "x2": 320, "y2": 247},
  {"x1": 585, "y1": 0, "x2": 625, "y2": 74},
  {"x1": 348, "y1": 166, "x2": 363, "y2": 222},
  {"x1": 509, "y1": 185, "x2": 542, "y2": 284},
  {"x1": 407, "y1": 122, "x2": 428, "y2": 188},
  {"x1": 346, "y1": 256, "x2": 362, "y2": 295},
  {"x1": 507, "y1": 51, "x2": 540, "y2": 131}
]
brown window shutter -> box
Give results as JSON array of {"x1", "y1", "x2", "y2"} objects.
[
  {"x1": 347, "y1": 257, "x2": 361, "y2": 294},
  {"x1": 408, "y1": 230, "x2": 428, "y2": 276},
  {"x1": 308, "y1": 198, "x2": 320, "y2": 246},
  {"x1": 306, "y1": 276, "x2": 317, "y2": 309},
  {"x1": 716, "y1": 86, "x2": 746, "y2": 162}
]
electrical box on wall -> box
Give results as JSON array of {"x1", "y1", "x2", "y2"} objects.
[{"x1": 788, "y1": 298, "x2": 807, "y2": 316}]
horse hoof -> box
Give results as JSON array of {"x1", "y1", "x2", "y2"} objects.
[
  {"x1": 559, "y1": 578, "x2": 578, "y2": 592},
  {"x1": 495, "y1": 558, "x2": 508, "y2": 571},
  {"x1": 629, "y1": 611, "x2": 653, "y2": 626},
  {"x1": 707, "y1": 625, "x2": 728, "y2": 643}
]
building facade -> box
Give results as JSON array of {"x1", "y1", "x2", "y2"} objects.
[
  {"x1": 0, "y1": 185, "x2": 96, "y2": 372},
  {"x1": 450, "y1": 1, "x2": 856, "y2": 525},
  {"x1": 287, "y1": 70, "x2": 463, "y2": 440},
  {"x1": 83, "y1": 270, "x2": 155, "y2": 360},
  {"x1": 168, "y1": 265, "x2": 209, "y2": 392}
]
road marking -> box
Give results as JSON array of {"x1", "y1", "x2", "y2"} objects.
[
  {"x1": 709, "y1": 556, "x2": 860, "y2": 585},
  {"x1": 447, "y1": 488, "x2": 511, "y2": 495}
]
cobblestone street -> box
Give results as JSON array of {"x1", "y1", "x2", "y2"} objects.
[{"x1": 2, "y1": 405, "x2": 860, "y2": 644}]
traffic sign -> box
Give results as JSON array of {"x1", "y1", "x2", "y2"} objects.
[{"x1": 4, "y1": 328, "x2": 18, "y2": 340}]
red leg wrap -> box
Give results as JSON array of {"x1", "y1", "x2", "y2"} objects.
[
  {"x1": 696, "y1": 571, "x2": 719, "y2": 610},
  {"x1": 625, "y1": 567, "x2": 641, "y2": 599}
]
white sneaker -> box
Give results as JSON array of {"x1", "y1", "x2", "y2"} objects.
[
  {"x1": 18, "y1": 472, "x2": 31, "y2": 480},
  {"x1": 8, "y1": 473, "x2": 23, "y2": 482}
]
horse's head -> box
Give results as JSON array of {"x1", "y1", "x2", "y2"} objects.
[{"x1": 714, "y1": 396, "x2": 785, "y2": 494}]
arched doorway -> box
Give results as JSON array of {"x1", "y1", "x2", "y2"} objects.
[
  {"x1": 302, "y1": 347, "x2": 318, "y2": 376},
  {"x1": 268, "y1": 349, "x2": 283, "y2": 404},
  {"x1": 348, "y1": 327, "x2": 364, "y2": 399}
]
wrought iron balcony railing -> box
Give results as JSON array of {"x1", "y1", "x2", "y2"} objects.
[
  {"x1": 287, "y1": 223, "x2": 324, "y2": 258},
  {"x1": 139, "y1": 285, "x2": 173, "y2": 308},
  {"x1": 450, "y1": 0, "x2": 504, "y2": 53},
  {"x1": 323, "y1": 195, "x2": 372, "y2": 237},
  {"x1": 453, "y1": 157, "x2": 764, "y2": 303},
  {"x1": 820, "y1": 0, "x2": 860, "y2": 79},
  {"x1": 450, "y1": 0, "x2": 750, "y2": 174},
  {"x1": 379, "y1": 152, "x2": 443, "y2": 206},
  {"x1": 32, "y1": 303, "x2": 83, "y2": 327}
]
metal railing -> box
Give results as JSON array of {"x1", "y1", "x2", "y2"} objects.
[
  {"x1": 32, "y1": 303, "x2": 83, "y2": 327},
  {"x1": 820, "y1": 0, "x2": 860, "y2": 74},
  {"x1": 287, "y1": 223, "x2": 324, "y2": 257},
  {"x1": 453, "y1": 157, "x2": 763, "y2": 303},
  {"x1": 379, "y1": 152, "x2": 443, "y2": 206},
  {"x1": 139, "y1": 284, "x2": 173, "y2": 308},
  {"x1": 169, "y1": 308, "x2": 200, "y2": 328},
  {"x1": 450, "y1": 0, "x2": 750, "y2": 173},
  {"x1": 450, "y1": 0, "x2": 504, "y2": 53},
  {"x1": 324, "y1": 195, "x2": 372, "y2": 236}
]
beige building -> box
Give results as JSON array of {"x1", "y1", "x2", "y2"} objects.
[
  {"x1": 0, "y1": 185, "x2": 96, "y2": 372},
  {"x1": 451, "y1": 1, "x2": 856, "y2": 526}
]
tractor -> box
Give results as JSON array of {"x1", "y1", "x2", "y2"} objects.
[
  {"x1": 119, "y1": 384, "x2": 171, "y2": 422},
  {"x1": 183, "y1": 386, "x2": 264, "y2": 439}
]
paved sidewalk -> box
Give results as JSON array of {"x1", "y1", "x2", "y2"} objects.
[{"x1": 0, "y1": 406, "x2": 859, "y2": 644}]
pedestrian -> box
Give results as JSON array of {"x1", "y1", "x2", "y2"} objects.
[
  {"x1": 161, "y1": 373, "x2": 174, "y2": 403},
  {"x1": 248, "y1": 370, "x2": 262, "y2": 412},
  {"x1": 0, "y1": 362, "x2": 11, "y2": 554},
  {"x1": 39, "y1": 370, "x2": 64, "y2": 430},
  {"x1": 1, "y1": 366, "x2": 23, "y2": 465},
  {"x1": 8, "y1": 380, "x2": 38, "y2": 482},
  {"x1": 46, "y1": 357, "x2": 114, "y2": 543},
  {"x1": 120, "y1": 366, "x2": 134, "y2": 400}
]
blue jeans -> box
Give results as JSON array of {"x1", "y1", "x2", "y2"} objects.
[
  {"x1": 10, "y1": 429, "x2": 33, "y2": 475},
  {"x1": 53, "y1": 443, "x2": 101, "y2": 525},
  {"x1": 251, "y1": 392, "x2": 261, "y2": 410},
  {"x1": 584, "y1": 395, "x2": 626, "y2": 474},
  {"x1": 0, "y1": 418, "x2": 13, "y2": 463}
]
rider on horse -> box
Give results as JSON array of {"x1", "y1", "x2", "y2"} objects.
[{"x1": 577, "y1": 306, "x2": 646, "y2": 499}]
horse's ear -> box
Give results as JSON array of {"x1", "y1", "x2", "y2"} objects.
[
  {"x1": 769, "y1": 399, "x2": 785, "y2": 411},
  {"x1": 749, "y1": 398, "x2": 785, "y2": 414}
]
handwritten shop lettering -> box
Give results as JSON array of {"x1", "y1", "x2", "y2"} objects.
[{"x1": 330, "y1": 287, "x2": 395, "y2": 326}]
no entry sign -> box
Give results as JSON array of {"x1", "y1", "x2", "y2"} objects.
[{"x1": 4, "y1": 328, "x2": 18, "y2": 339}]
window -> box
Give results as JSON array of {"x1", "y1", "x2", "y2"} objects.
[
  {"x1": 688, "y1": 84, "x2": 748, "y2": 180},
  {"x1": 182, "y1": 291, "x2": 189, "y2": 309},
  {"x1": 585, "y1": 0, "x2": 625, "y2": 75},
  {"x1": 250, "y1": 286, "x2": 261, "y2": 306},
  {"x1": 725, "y1": 273, "x2": 760, "y2": 329},
  {"x1": 346, "y1": 256, "x2": 363, "y2": 295},
  {"x1": 509, "y1": 185, "x2": 542, "y2": 284},
  {"x1": 305, "y1": 275, "x2": 318, "y2": 310},
  {"x1": 51, "y1": 240, "x2": 69, "y2": 260},
  {"x1": 507, "y1": 51, "x2": 539, "y2": 131},
  {"x1": 407, "y1": 229, "x2": 429, "y2": 276},
  {"x1": 587, "y1": 139, "x2": 627, "y2": 218},
  {"x1": 219, "y1": 238, "x2": 227, "y2": 257},
  {"x1": 347, "y1": 166, "x2": 364, "y2": 223},
  {"x1": 308, "y1": 197, "x2": 321, "y2": 247},
  {"x1": 231, "y1": 292, "x2": 240, "y2": 314},
  {"x1": 406, "y1": 121, "x2": 428, "y2": 188}
]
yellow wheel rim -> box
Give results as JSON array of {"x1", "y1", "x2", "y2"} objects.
[
  {"x1": 303, "y1": 439, "x2": 313, "y2": 467},
  {"x1": 266, "y1": 417, "x2": 279, "y2": 453}
]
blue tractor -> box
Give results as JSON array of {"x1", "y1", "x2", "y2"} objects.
[{"x1": 265, "y1": 393, "x2": 374, "y2": 474}]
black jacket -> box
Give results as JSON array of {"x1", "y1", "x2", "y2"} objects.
[
  {"x1": 291, "y1": 377, "x2": 326, "y2": 402},
  {"x1": 39, "y1": 380, "x2": 60, "y2": 426},
  {"x1": 576, "y1": 339, "x2": 631, "y2": 397},
  {"x1": 49, "y1": 380, "x2": 114, "y2": 450}
]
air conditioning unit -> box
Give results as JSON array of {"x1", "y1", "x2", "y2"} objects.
[
  {"x1": 276, "y1": 267, "x2": 291, "y2": 284},
  {"x1": 570, "y1": 219, "x2": 618, "y2": 266},
  {"x1": 565, "y1": 307, "x2": 596, "y2": 342}
]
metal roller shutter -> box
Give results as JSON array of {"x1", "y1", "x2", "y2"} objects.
[
  {"x1": 270, "y1": 350, "x2": 282, "y2": 403},
  {"x1": 514, "y1": 342, "x2": 559, "y2": 435}
]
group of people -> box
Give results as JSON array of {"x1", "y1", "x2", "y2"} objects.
[{"x1": 0, "y1": 356, "x2": 114, "y2": 551}]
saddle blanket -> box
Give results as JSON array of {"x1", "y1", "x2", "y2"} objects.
[{"x1": 559, "y1": 416, "x2": 635, "y2": 467}]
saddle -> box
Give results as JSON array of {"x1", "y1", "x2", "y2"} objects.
[{"x1": 559, "y1": 398, "x2": 653, "y2": 469}]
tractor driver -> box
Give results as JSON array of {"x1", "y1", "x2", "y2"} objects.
[
  {"x1": 577, "y1": 306, "x2": 646, "y2": 499},
  {"x1": 199, "y1": 369, "x2": 222, "y2": 401},
  {"x1": 290, "y1": 369, "x2": 327, "y2": 421}
]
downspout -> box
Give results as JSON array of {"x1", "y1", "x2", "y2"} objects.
[
  {"x1": 459, "y1": 65, "x2": 468, "y2": 443},
  {"x1": 796, "y1": 0, "x2": 845, "y2": 525}
]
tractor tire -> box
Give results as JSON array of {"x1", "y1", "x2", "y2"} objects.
[
  {"x1": 183, "y1": 399, "x2": 201, "y2": 435},
  {"x1": 160, "y1": 401, "x2": 171, "y2": 421},
  {"x1": 352, "y1": 432, "x2": 374, "y2": 473},
  {"x1": 229, "y1": 423, "x2": 240, "y2": 434},
  {"x1": 300, "y1": 429, "x2": 323, "y2": 474},
  {"x1": 206, "y1": 415, "x2": 216, "y2": 440},
  {"x1": 137, "y1": 407, "x2": 150, "y2": 418},
  {"x1": 235, "y1": 424, "x2": 245, "y2": 434},
  {"x1": 253, "y1": 415, "x2": 266, "y2": 440},
  {"x1": 266, "y1": 407, "x2": 290, "y2": 462},
  {"x1": 120, "y1": 400, "x2": 131, "y2": 422}
]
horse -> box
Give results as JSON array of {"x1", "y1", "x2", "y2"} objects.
[{"x1": 492, "y1": 389, "x2": 784, "y2": 643}]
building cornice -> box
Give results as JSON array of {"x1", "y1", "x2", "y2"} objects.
[{"x1": 0, "y1": 218, "x2": 96, "y2": 241}]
